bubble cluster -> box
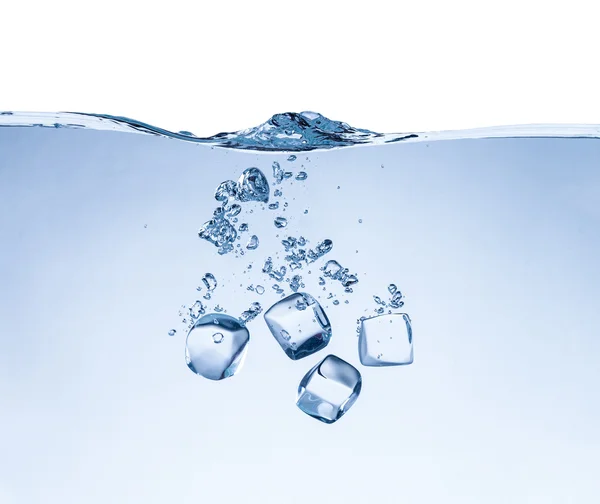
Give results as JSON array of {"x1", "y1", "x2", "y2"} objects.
[
  {"x1": 199, "y1": 167, "x2": 270, "y2": 255},
  {"x1": 240, "y1": 302, "x2": 263, "y2": 324},
  {"x1": 321, "y1": 260, "x2": 359, "y2": 290},
  {"x1": 173, "y1": 149, "x2": 413, "y2": 424}
]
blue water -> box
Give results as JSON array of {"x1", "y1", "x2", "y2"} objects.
[{"x1": 1, "y1": 112, "x2": 599, "y2": 503}]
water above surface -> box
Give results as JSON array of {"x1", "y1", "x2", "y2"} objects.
[{"x1": 1, "y1": 116, "x2": 599, "y2": 503}]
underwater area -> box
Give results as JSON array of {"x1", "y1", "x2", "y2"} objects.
[{"x1": 1, "y1": 112, "x2": 599, "y2": 503}]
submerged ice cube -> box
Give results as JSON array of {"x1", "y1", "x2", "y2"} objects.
[
  {"x1": 296, "y1": 354, "x2": 362, "y2": 424},
  {"x1": 263, "y1": 292, "x2": 331, "y2": 360},
  {"x1": 358, "y1": 313, "x2": 413, "y2": 366},
  {"x1": 185, "y1": 313, "x2": 250, "y2": 380}
]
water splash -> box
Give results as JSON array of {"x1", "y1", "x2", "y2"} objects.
[{"x1": 3, "y1": 111, "x2": 600, "y2": 152}]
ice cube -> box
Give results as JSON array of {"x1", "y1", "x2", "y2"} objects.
[
  {"x1": 185, "y1": 313, "x2": 250, "y2": 380},
  {"x1": 358, "y1": 313, "x2": 413, "y2": 366},
  {"x1": 263, "y1": 292, "x2": 331, "y2": 360},
  {"x1": 296, "y1": 354, "x2": 362, "y2": 424}
]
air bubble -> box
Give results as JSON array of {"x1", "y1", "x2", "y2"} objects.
[
  {"x1": 202, "y1": 273, "x2": 217, "y2": 291},
  {"x1": 246, "y1": 235, "x2": 259, "y2": 250},
  {"x1": 237, "y1": 167, "x2": 270, "y2": 203},
  {"x1": 274, "y1": 217, "x2": 288, "y2": 228}
]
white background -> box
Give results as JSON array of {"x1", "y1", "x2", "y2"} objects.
[{"x1": 1, "y1": 0, "x2": 599, "y2": 135}]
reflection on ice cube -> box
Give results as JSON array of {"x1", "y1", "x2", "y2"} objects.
[
  {"x1": 296, "y1": 354, "x2": 362, "y2": 424},
  {"x1": 358, "y1": 313, "x2": 413, "y2": 367},
  {"x1": 185, "y1": 313, "x2": 250, "y2": 380},
  {"x1": 264, "y1": 292, "x2": 331, "y2": 360}
]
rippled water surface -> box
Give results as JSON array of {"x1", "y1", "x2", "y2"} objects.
[{"x1": 1, "y1": 113, "x2": 599, "y2": 503}]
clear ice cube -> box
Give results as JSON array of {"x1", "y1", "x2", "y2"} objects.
[
  {"x1": 185, "y1": 313, "x2": 250, "y2": 380},
  {"x1": 358, "y1": 313, "x2": 413, "y2": 366},
  {"x1": 263, "y1": 292, "x2": 331, "y2": 360},
  {"x1": 296, "y1": 354, "x2": 362, "y2": 424}
]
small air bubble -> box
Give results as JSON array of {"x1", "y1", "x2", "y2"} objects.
[
  {"x1": 202, "y1": 273, "x2": 217, "y2": 291},
  {"x1": 274, "y1": 217, "x2": 288, "y2": 228},
  {"x1": 246, "y1": 235, "x2": 259, "y2": 250}
]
